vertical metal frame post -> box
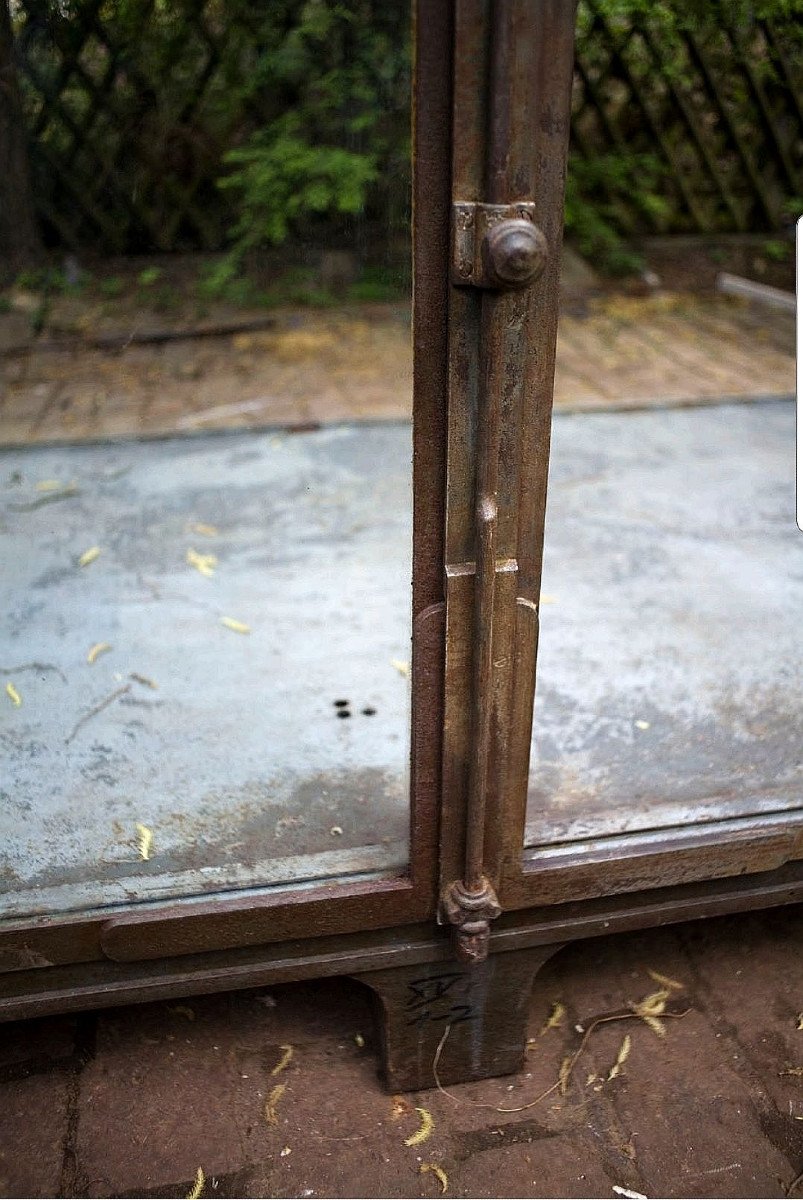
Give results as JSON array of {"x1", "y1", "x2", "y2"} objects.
[{"x1": 439, "y1": 0, "x2": 577, "y2": 960}]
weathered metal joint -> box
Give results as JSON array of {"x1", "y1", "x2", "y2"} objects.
[
  {"x1": 439, "y1": 877, "x2": 502, "y2": 964},
  {"x1": 452, "y1": 202, "x2": 548, "y2": 290}
]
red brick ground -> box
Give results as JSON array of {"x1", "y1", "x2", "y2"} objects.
[{"x1": 1, "y1": 907, "x2": 801, "y2": 1199}]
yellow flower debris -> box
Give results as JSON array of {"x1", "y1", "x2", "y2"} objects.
[
  {"x1": 404, "y1": 1107, "x2": 434, "y2": 1147},
  {"x1": 271, "y1": 1044, "x2": 294, "y2": 1076},
  {"x1": 647, "y1": 968, "x2": 684, "y2": 991},
  {"x1": 136, "y1": 823, "x2": 153, "y2": 861},
  {"x1": 5, "y1": 682, "x2": 21, "y2": 707},
  {"x1": 191, "y1": 523, "x2": 219, "y2": 537},
  {"x1": 540, "y1": 1001, "x2": 566, "y2": 1035},
  {"x1": 630, "y1": 988, "x2": 670, "y2": 1038},
  {"x1": 220, "y1": 617, "x2": 251, "y2": 634},
  {"x1": 87, "y1": 642, "x2": 111, "y2": 665},
  {"x1": 264, "y1": 1083, "x2": 286, "y2": 1126},
  {"x1": 420, "y1": 1164, "x2": 448, "y2": 1193},
  {"x1": 78, "y1": 546, "x2": 101, "y2": 567},
  {"x1": 130, "y1": 673, "x2": 158, "y2": 690},
  {"x1": 186, "y1": 547, "x2": 217, "y2": 577},
  {"x1": 558, "y1": 1054, "x2": 573, "y2": 1095},
  {"x1": 185, "y1": 1167, "x2": 205, "y2": 1200},
  {"x1": 606, "y1": 1034, "x2": 632, "y2": 1082},
  {"x1": 390, "y1": 658, "x2": 409, "y2": 677},
  {"x1": 36, "y1": 479, "x2": 62, "y2": 492}
]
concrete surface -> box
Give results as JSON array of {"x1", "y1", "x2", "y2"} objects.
[
  {"x1": 0, "y1": 907, "x2": 801, "y2": 1198},
  {"x1": 0, "y1": 425, "x2": 412, "y2": 918},
  {"x1": 2, "y1": 402, "x2": 801, "y2": 917},
  {"x1": 527, "y1": 399, "x2": 803, "y2": 845}
]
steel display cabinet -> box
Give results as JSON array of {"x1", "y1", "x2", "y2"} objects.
[{"x1": 1, "y1": 0, "x2": 802, "y2": 1092}]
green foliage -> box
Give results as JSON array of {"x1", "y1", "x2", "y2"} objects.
[
  {"x1": 564, "y1": 151, "x2": 671, "y2": 274},
  {"x1": 220, "y1": 119, "x2": 378, "y2": 252},
  {"x1": 11, "y1": 0, "x2": 803, "y2": 275},
  {"x1": 137, "y1": 266, "x2": 163, "y2": 287}
]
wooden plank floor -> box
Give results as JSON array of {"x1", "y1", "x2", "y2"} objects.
[{"x1": 0, "y1": 294, "x2": 794, "y2": 446}]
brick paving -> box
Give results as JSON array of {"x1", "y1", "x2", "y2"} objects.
[
  {"x1": 0, "y1": 293, "x2": 794, "y2": 446},
  {"x1": 1, "y1": 908, "x2": 801, "y2": 1199}
]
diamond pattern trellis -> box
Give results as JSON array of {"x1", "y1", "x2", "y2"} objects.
[{"x1": 10, "y1": 0, "x2": 803, "y2": 254}]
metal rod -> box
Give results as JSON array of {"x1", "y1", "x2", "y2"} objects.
[{"x1": 463, "y1": 0, "x2": 510, "y2": 894}]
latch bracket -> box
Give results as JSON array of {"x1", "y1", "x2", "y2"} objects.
[{"x1": 451, "y1": 201, "x2": 548, "y2": 290}]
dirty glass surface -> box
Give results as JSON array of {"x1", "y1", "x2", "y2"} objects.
[
  {"x1": 0, "y1": 3, "x2": 414, "y2": 919},
  {"x1": 525, "y1": 399, "x2": 803, "y2": 850}
]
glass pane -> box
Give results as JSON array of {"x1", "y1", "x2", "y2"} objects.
[
  {"x1": 1, "y1": 2, "x2": 413, "y2": 918},
  {"x1": 526, "y1": 292, "x2": 801, "y2": 849}
]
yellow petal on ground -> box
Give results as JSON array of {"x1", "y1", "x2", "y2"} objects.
[
  {"x1": 5, "y1": 682, "x2": 21, "y2": 707},
  {"x1": 186, "y1": 547, "x2": 217, "y2": 577},
  {"x1": 35, "y1": 479, "x2": 62, "y2": 492},
  {"x1": 87, "y1": 642, "x2": 111, "y2": 665},
  {"x1": 635, "y1": 719, "x2": 651, "y2": 730},
  {"x1": 404, "y1": 1107, "x2": 434, "y2": 1147},
  {"x1": 135, "y1": 823, "x2": 153, "y2": 861},
  {"x1": 191, "y1": 523, "x2": 219, "y2": 537},
  {"x1": 185, "y1": 1167, "x2": 205, "y2": 1200},
  {"x1": 420, "y1": 1164, "x2": 448, "y2": 1194},
  {"x1": 391, "y1": 658, "x2": 409, "y2": 677},
  {"x1": 220, "y1": 616, "x2": 251, "y2": 634},
  {"x1": 78, "y1": 546, "x2": 101, "y2": 567}
]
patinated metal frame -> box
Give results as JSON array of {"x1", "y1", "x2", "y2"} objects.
[{"x1": 1, "y1": 2, "x2": 801, "y2": 1072}]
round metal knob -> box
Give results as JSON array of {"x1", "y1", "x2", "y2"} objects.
[{"x1": 482, "y1": 218, "x2": 548, "y2": 289}]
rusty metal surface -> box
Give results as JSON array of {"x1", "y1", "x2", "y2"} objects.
[
  {"x1": 0, "y1": 424, "x2": 413, "y2": 919},
  {"x1": 440, "y1": 0, "x2": 577, "y2": 956},
  {"x1": 526, "y1": 399, "x2": 803, "y2": 851}
]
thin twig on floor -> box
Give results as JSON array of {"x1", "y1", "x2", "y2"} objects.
[
  {"x1": 0, "y1": 662, "x2": 67, "y2": 682},
  {"x1": 8, "y1": 485, "x2": 80, "y2": 511},
  {"x1": 433, "y1": 1004, "x2": 690, "y2": 1113},
  {"x1": 65, "y1": 684, "x2": 131, "y2": 744}
]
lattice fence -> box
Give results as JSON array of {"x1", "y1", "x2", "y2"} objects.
[{"x1": 9, "y1": 0, "x2": 803, "y2": 254}]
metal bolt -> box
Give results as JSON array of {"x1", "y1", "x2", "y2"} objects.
[{"x1": 482, "y1": 218, "x2": 548, "y2": 288}]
